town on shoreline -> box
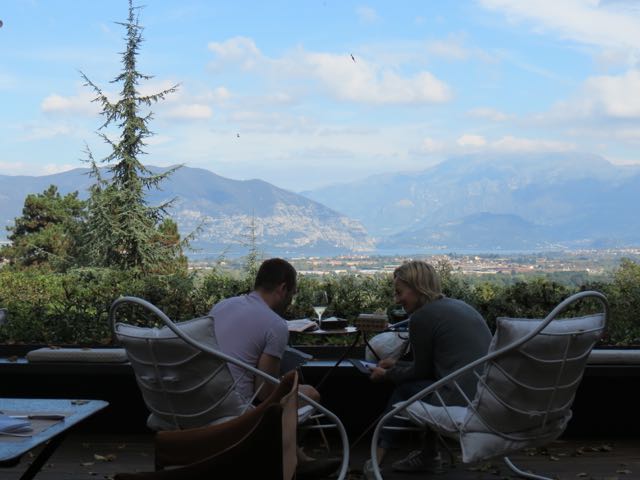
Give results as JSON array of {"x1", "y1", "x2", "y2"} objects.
[{"x1": 188, "y1": 248, "x2": 640, "y2": 281}]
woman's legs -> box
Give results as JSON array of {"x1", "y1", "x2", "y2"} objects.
[{"x1": 376, "y1": 379, "x2": 435, "y2": 463}]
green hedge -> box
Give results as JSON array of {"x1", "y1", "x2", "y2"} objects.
[{"x1": 0, "y1": 260, "x2": 639, "y2": 346}]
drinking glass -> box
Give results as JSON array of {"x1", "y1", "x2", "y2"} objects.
[{"x1": 312, "y1": 291, "x2": 328, "y2": 329}]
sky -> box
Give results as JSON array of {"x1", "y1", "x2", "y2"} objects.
[{"x1": 2, "y1": 0, "x2": 640, "y2": 191}]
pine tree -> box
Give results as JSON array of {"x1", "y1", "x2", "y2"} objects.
[
  {"x1": 0, "y1": 185, "x2": 86, "y2": 271},
  {"x1": 81, "y1": 0, "x2": 183, "y2": 272}
]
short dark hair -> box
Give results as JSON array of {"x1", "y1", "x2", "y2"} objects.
[{"x1": 254, "y1": 258, "x2": 297, "y2": 292}]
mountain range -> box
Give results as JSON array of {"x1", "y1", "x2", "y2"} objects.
[
  {"x1": 0, "y1": 167, "x2": 374, "y2": 257},
  {"x1": 303, "y1": 152, "x2": 640, "y2": 251},
  {"x1": 1, "y1": 152, "x2": 639, "y2": 255}
]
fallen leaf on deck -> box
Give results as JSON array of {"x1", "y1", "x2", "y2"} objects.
[{"x1": 94, "y1": 453, "x2": 117, "y2": 462}]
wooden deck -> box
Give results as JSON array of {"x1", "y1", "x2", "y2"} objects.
[{"x1": 1, "y1": 433, "x2": 638, "y2": 479}]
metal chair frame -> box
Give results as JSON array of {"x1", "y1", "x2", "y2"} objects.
[
  {"x1": 369, "y1": 290, "x2": 608, "y2": 480},
  {"x1": 110, "y1": 296, "x2": 349, "y2": 480}
]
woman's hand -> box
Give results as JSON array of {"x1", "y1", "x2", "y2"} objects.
[
  {"x1": 378, "y1": 357, "x2": 397, "y2": 369},
  {"x1": 369, "y1": 366, "x2": 387, "y2": 382}
]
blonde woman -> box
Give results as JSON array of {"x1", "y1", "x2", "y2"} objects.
[{"x1": 365, "y1": 261, "x2": 492, "y2": 476}]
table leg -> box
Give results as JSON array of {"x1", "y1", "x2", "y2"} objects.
[
  {"x1": 314, "y1": 332, "x2": 361, "y2": 391},
  {"x1": 19, "y1": 432, "x2": 67, "y2": 480}
]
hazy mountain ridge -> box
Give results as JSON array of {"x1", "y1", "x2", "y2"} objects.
[
  {"x1": 3, "y1": 153, "x2": 639, "y2": 254},
  {"x1": 304, "y1": 153, "x2": 640, "y2": 250},
  {"x1": 0, "y1": 166, "x2": 374, "y2": 256}
]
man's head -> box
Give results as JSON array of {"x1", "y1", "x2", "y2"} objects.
[{"x1": 254, "y1": 258, "x2": 297, "y2": 314}]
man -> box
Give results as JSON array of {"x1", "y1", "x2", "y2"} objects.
[
  {"x1": 210, "y1": 258, "x2": 337, "y2": 479},
  {"x1": 210, "y1": 257, "x2": 319, "y2": 403}
]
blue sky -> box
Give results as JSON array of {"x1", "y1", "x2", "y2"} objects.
[{"x1": 2, "y1": 0, "x2": 640, "y2": 190}]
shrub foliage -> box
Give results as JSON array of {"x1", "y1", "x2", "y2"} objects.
[{"x1": 0, "y1": 259, "x2": 638, "y2": 346}]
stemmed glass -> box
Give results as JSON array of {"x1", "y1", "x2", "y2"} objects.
[{"x1": 312, "y1": 290, "x2": 328, "y2": 329}]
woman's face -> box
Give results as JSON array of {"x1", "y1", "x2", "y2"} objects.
[{"x1": 394, "y1": 278, "x2": 421, "y2": 314}]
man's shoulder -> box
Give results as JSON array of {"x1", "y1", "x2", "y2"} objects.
[{"x1": 212, "y1": 293, "x2": 286, "y2": 326}]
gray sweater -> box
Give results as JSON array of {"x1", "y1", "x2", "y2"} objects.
[{"x1": 385, "y1": 297, "x2": 492, "y2": 404}]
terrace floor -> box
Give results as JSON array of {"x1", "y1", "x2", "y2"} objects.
[{"x1": 1, "y1": 432, "x2": 638, "y2": 480}]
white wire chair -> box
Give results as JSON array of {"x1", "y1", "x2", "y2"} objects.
[
  {"x1": 369, "y1": 290, "x2": 608, "y2": 480},
  {"x1": 109, "y1": 296, "x2": 349, "y2": 480}
]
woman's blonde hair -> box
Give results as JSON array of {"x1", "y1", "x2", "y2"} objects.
[{"x1": 393, "y1": 261, "x2": 444, "y2": 305}]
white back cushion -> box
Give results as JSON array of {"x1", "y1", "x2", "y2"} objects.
[{"x1": 115, "y1": 315, "x2": 246, "y2": 430}]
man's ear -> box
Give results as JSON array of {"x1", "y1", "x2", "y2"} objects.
[{"x1": 276, "y1": 282, "x2": 288, "y2": 296}]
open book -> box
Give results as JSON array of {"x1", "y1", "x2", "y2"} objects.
[{"x1": 287, "y1": 318, "x2": 319, "y2": 333}]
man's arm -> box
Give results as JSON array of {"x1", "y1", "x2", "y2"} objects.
[{"x1": 254, "y1": 352, "x2": 281, "y2": 401}]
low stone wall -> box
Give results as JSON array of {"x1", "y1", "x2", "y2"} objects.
[{"x1": 1, "y1": 348, "x2": 639, "y2": 437}]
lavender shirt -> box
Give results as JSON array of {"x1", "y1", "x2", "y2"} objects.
[{"x1": 210, "y1": 291, "x2": 289, "y2": 402}]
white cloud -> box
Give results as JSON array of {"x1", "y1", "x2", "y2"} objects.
[
  {"x1": 0, "y1": 161, "x2": 28, "y2": 174},
  {"x1": 303, "y1": 52, "x2": 452, "y2": 104},
  {"x1": 42, "y1": 163, "x2": 75, "y2": 175},
  {"x1": 457, "y1": 134, "x2": 487, "y2": 147},
  {"x1": 544, "y1": 69, "x2": 640, "y2": 121},
  {"x1": 580, "y1": 69, "x2": 640, "y2": 118},
  {"x1": 455, "y1": 133, "x2": 575, "y2": 153},
  {"x1": 426, "y1": 36, "x2": 469, "y2": 61},
  {"x1": 203, "y1": 86, "x2": 232, "y2": 102},
  {"x1": 0, "y1": 161, "x2": 78, "y2": 176},
  {"x1": 356, "y1": 6, "x2": 379, "y2": 24},
  {"x1": 479, "y1": 0, "x2": 640, "y2": 54},
  {"x1": 20, "y1": 123, "x2": 75, "y2": 141},
  {"x1": 138, "y1": 80, "x2": 181, "y2": 99},
  {"x1": 490, "y1": 135, "x2": 575, "y2": 152},
  {"x1": 206, "y1": 36, "x2": 453, "y2": 105},
  {"x1": 41, "y1": 91, "x2": 99, "y2": 115},
  {"x1": 466, "y1": 107, "x2": 511, "y2": 121},
  {"x1": 418, "y1": 137, "x2": 445, "y2": 153},
  {"x1": 165, "y1": 103, "x2": 212, "y2": 120},
  {"x1": 207, "y1": 36, "x2": 262, "y2": 71}
]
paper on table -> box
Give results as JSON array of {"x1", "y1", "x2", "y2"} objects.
[
  {"x1": 287, "y1": 318, "x2": 319, "y2": 333},
  {"x1": 0, "y1": 413, "x2": 32, "y2": 434}
]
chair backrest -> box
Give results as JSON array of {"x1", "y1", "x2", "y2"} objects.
[
  {"x1": 460, "y1": 291, "x2": 607, "y2": 459},
  {"x1": 110, "y1": 298, "x2": 246, "y2": 430}
]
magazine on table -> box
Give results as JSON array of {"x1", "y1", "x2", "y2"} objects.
[{"x1": 287, "y1": 318, "x2": 319, "y2": 333}]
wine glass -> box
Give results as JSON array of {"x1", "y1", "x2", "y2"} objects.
[{"x1": 312, "y1": 290, "x2": 328, "y2": 329}]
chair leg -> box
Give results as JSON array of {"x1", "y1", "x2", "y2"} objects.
[
  {"x1": 314, "y1": 416, "x2": 331, "y2": 452},
  {"x1": 503, "y1": 456, "x2": 553, "y2": 480}
]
